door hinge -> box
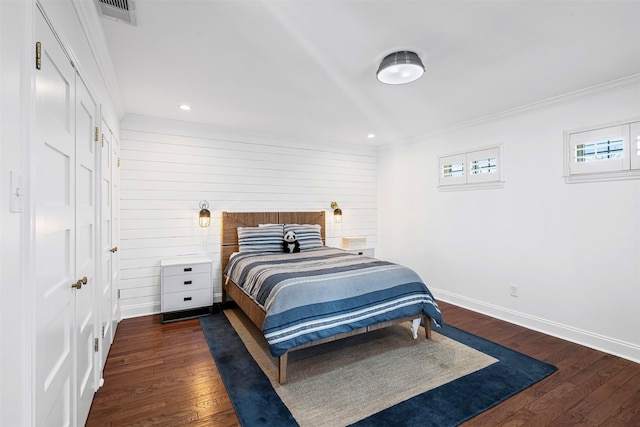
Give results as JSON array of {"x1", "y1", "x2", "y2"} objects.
[
  {"x1": 94, "y1": 338, "x2": 99, "y2": 352},
  {"x1": 35, "y1": 42, "x2": 42, "y2": 70},
  {"x1": 101, "y1": 325, "x2": 105, "y2": 338},
  {"x1": 101, "y1": 134, "x2": 105, "y2": 147},
  {"x1": 117, "y1": 158, "x2": 120, "y2": 168},
  {"x1": 117, "y1": 289, "x2": 121, "y2": 299},
  {"x1": 95, "y1": 127, "x2": 99, "y2": 142}
]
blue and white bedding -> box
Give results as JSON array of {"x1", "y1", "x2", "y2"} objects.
[{"x1": 224, "y1": 247, "x2": 442, "y2": 357}]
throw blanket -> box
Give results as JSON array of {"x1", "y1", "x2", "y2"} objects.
[{"x1": 224, "y1": 247, "x2": 442, "y2": 357}]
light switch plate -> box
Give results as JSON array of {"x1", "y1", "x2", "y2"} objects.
[{"x1": 10, "y1": 171, "x2": 24, "y2": 212}]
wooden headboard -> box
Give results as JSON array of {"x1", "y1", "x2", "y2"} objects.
[{"x1": 221, "y1": 211, "x2": 326, "y2": 273}]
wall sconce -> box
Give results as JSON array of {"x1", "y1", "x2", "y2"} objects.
[
  {"x1": 199, "y1": 200, "x2": 211, "y2": 227},
  {"x1": 330, "y1": 201, "x2": 342, "y2": 223}
]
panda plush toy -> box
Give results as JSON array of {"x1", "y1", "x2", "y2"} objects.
[{"x1": 282, "y1": 230, "x2": 301, "y2": 253}]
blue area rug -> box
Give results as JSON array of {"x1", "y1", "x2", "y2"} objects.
[{"x1": 200, "y1": 310, "x2": 556, "y2": 427}]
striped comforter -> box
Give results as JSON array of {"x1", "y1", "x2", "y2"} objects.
[{"x1": 224, "y1": 247, "x2": 442, "y2": 357}]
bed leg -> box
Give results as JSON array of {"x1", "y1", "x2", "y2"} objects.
[
  {"x1": 278, "y1": 353, "x2": 288, "y2": 385},
  {"x1": 221, "y1": 277, "x2": 227, "y2": 304},
  {"x1": 424, "y1": 315, "x2": 432, "y2": 339}
]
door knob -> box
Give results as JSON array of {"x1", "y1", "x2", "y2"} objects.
[
  {"x1": 110, "y1": 246, "x2": 118, "y2": 253},
  {"x1": 72, "y1": 276, "x2": 88, "y2": 290}
]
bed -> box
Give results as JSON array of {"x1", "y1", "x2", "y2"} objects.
[{"x1": 221, "y1": 211, "x2": 442, "y2": 384}]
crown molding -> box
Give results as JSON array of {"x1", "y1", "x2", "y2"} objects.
[
  {"x1": 400, "y1": 73, "x2": 640, "y2": 145},
  {"x1": 70, "y1": 0, "x2": 125, "y2": 120}
]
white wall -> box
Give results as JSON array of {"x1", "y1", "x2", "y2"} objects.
[
  {"x1": 119, "y1": 114, "x2": 378, "y2": 318},
  {"x1": 378, "y1": 78, "x2": 640, "y2": 362},
  {"x1": 1, "y1": 2, "x2": 33, "y2": 424}
]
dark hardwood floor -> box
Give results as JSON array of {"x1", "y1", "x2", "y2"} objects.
[{"x1": 86, "y1": 301, "x2": 640, "y2": 426}]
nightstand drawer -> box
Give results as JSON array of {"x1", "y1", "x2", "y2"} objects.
[
  {"x1": 162, "y1": 272, "x2": 210, "y2": 293},
  {"x1": 345, "y1": 248, "x2": 375, "y2": 257},
  {"x1": 162, "y1": 263, "x2": 210, "y2": 277},
  {"x1": 162, "y1": 288, "x2": 213, "y2": 312}
]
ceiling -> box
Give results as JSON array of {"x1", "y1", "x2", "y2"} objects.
[{"x1": 99, "y1": 0, "x2": 640, "y2": 146}]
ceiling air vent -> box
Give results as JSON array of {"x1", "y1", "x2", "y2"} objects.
[{"x1": 96, "y1": 0, "x2": 136, "y2": 25}]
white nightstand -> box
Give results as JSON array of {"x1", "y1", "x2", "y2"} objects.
[
  {"x1": 342, "y1": 248, "x2": 375, "y2": 257},
  {"x1": 160, "y1": 256, "x2": 213, "y2": 323}
]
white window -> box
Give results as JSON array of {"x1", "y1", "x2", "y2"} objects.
[
  {"x1": 439, "y1": 146, "x2": 503, "y2": 190},
  {"x1": 467, "y1": 147, "x2": 500, "y2": 184},
  {"x1": 564, "y1": 119, "x2": 640, "y2": 182}
]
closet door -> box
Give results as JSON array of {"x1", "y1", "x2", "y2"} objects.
[
  {"x1": 111, "y1": 133, "x2": 121, "y2": 334},
  {"x1": 75, "y1": 76, "x2": 98, "y2": 425},
  {"x1": 34, "y1": 9, "x2": 97, "y2": 427},
  {"x1": 99, "y1": 125, "x2": 120, "y2": 373},
  {"x1": 34, "y1": 10, "x2": 77, "y2": 426},
  {"x1": 100, "y1": 123, "x2": 113, "y2": 368}
]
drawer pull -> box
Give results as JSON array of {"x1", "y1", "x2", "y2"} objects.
[
  {"x1": 184, "y1": 297, "x2": 192, "y2": 301},
  {"x1": 184, "y1": 280, "x2": 192, "y2": 285},
  {"x1": 184, "y1": 267, "x2": 192, "y2": 272}
]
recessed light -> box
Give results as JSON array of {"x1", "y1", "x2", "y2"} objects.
[
  {"x1": 367, "y1": 133, "x2": 376, "y2": 139},
  {"x1": 179, "y1": 104, "x2": 191, "y2": 111}
]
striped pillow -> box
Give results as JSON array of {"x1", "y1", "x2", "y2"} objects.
[
  {"x1": 237, "y1": 225, "x2": 284, "y2": 253},
  {"x1": 283, "y1": 224, "x2": 323, "y2": 251}
]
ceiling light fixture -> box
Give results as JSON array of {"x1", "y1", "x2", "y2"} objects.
[
  {"x1": 367, "y1": 133, "x2": 376, "y2": 139},
  {"x1": 179, "y1": 104, "x2": 191, "y2": 111},
  {"x1": 376, "y1": 51, "x2": 425, "y2": 85}
]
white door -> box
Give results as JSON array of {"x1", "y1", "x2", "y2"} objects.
[
  {"x1": 34, "y1": 10, "x2": 96, "y2": 426},
  {"x1": 111, "y1": 133, "x2": 121, "y2": 334},
  {"x1": 75, "y1": 76, "x2": 98, "y2": 425},
  {"x1": 100, "y1": 124, "x2": 113, "y2": 368},
  {"x1": 34, "y1": 10, "x2": 76, "y2": 426}
]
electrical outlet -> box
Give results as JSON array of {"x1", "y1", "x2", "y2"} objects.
[{"x1": 509, "y1": 284, "x2": 519, "y2": 297}]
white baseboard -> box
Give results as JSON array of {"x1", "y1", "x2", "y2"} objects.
[{"x1": 434, "y1": 289, "x2": 640, "y2": 364}]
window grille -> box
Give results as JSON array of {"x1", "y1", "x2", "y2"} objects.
[
  {"x1": 470, "y1": 157, "x2": 497, "y2": 175},
  {"x1": 575, "y1": 139, "x2": 624, "y2": 163},
  {"x1": 442, "y1": 162, "x2": 464, "y2": 178}
]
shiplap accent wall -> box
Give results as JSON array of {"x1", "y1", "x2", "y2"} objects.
[{"x1": 119, "y1": 114, "x2": 378, "y2": 318}]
